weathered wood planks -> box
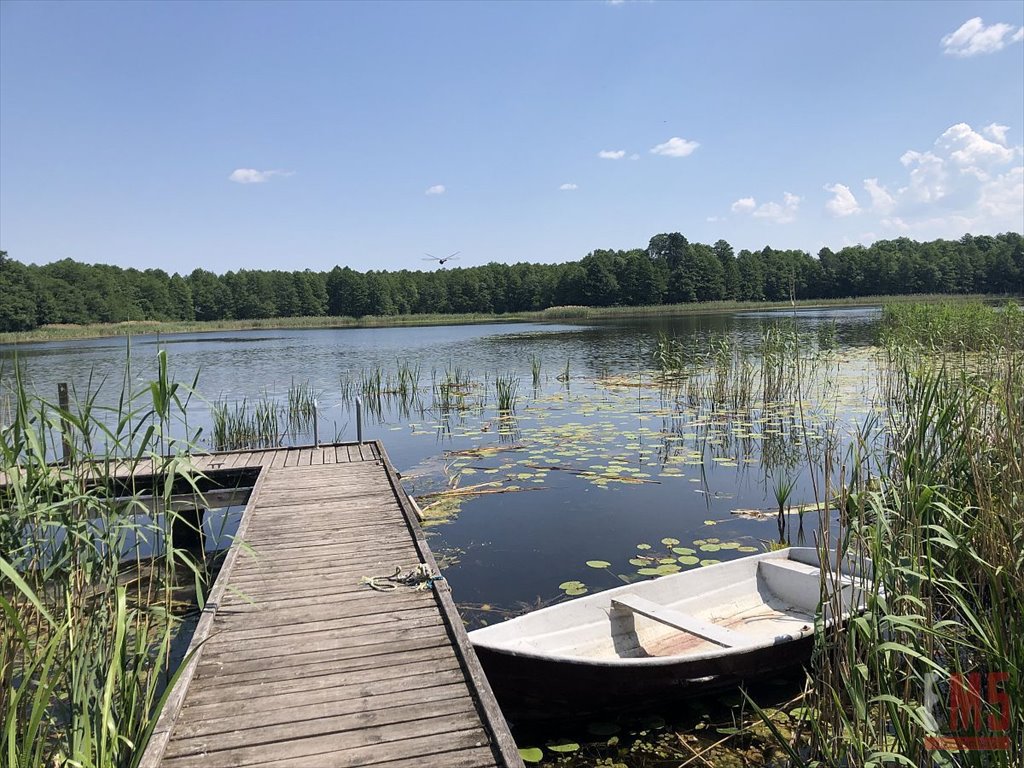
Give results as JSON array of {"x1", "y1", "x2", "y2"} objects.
[{"x1": 138, "y1": 443, "x2": 522, "y2": 768}]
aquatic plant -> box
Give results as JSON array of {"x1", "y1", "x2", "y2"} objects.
[
  {"x1": 495, "y1": 372, "x2": 520, "y2": 412},
  {"x1": 211, "y1": 394, "x2": 284, "y2": 451},
  {"x1": 1, "y1": 353, "x2": 217, "y2": 767},
  {"x1": 756, "y1": 330, "x2": 1024, "y2": 767}
]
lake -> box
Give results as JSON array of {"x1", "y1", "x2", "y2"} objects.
[{"x1": 0, "y1": 306, "x2": 885, "y2": 626}]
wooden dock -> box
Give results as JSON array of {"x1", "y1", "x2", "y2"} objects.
[{"x1": 140, "y1": 442, "x2": 523, "y2": 768}]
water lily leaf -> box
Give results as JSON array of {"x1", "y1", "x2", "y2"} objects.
[
  {"x1": 672, "y1": 547, "x2": 696, "y2": 555},
  {"x1": 629, "y1": 557, "x2": 650, "y2": 566},
  {"x1": 547, "y1": 740, "x2": 580, "y2": 753},
  {"x1": 700, "y1": 559, "x2": 721, "y2": 566},
  {"x1": 564, "y1": 586, "x2": 588, "y2": 596},
  {"x1": 586, "y1": 560, "x2": 611, "y2": 569},
  {"x1": 558, "y1": 580, "x2": 583, "y2": 590},
  {"x1": 637, "y1": 567, "x2": 662, "y2": 576},
  {"x1": 660, "y1": 537, "x2": 680, "y2": 545},
  {"x1": 699, "y1": 544, "x2": 721, "y2": 552},
  {"x1": 636, "y1": 543, "x2": 652, "y2": 550},
  {"x1": 677, "y1": 556, "x2": 699, "y2": 565},
  {"x1": 638, "y1": 714, "x2": 666, "y2": 730},
  {"x1": 703, "y1": 519, "x2": 717, "y2": 526},
  {"x1": 519, "y1": 747, "x2": 543, "y2": 763},
  {"x1": 738, "y1": 545, "x2": 759, "y2": 552},
  {"x1": 587, "y1": 722, "x2": 620, "y2": 737}
]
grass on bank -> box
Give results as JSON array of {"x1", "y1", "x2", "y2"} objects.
[{"x1": 1, "y1": 293, "x2": 1013, "y2": 345}]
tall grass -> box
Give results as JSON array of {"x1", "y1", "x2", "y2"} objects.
[
  {"x1": 211, "y1": 395, "x2": 283, "y2": 451},
  {"x1": 763, "y1": 309, "x2": 1023, "y2": 767},
  {"x1": 1, "y1": 352, "x2": 214, "y2": 768},
  {"x1": 494, "y1": 373, "x2": 520, "y2": 412}
]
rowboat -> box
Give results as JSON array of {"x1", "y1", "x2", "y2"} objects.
[{"x1": 468, "y1": 547, "x2": 872, "y2": 718}]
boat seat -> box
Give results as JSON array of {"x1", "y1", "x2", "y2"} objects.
[
  {"x1": 610, "y1": 594, "x2": 745, "y2": 648},
  {"x1": 758, "y1": 559, "x2": 862, "y2": 613}
]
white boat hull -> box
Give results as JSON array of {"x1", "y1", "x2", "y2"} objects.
[{"x1": 468, "y1": 547, "x2": 871, "y2": 717}]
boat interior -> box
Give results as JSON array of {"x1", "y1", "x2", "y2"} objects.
[{"x1": 476, "y1": 550, "x2": 870, "y2": 661}]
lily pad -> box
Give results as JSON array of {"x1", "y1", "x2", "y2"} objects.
[
  {"x1": 518, "y1": 747, "x2": 543, "y2": 763},
  {"x1": 660, "y1": 537, "x2": 680, "y2": 545},
  {"x1": 587, "y1": 721, "x2": 621, "y2": 736},
  {"x1": 672, "y1": 547, "x2": 696, "y2": 555},
  {"x1": 677, "y1": 556, "x2": 700, "y2": 565},
  {"x1": 586, "y1": 560, "x2": 611, "y2": 569},
  {"x1": 546, "y1": 739, "x2": 580, "y2": 753},
  {"x1": 558, "y1": 580, "x2": 584, "y2": 590}
]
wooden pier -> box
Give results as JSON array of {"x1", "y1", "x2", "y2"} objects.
[{"x1": 139, "y1": 442, "x2": 523, "y2": 768}]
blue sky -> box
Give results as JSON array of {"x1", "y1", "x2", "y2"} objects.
[{"x1": 1, "y1": 1, "x2": 1022, "y2": 274}]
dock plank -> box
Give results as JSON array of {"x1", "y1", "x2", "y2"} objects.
[{"x1": 140, "y1": 442, "x2": 519, "y2": 768}]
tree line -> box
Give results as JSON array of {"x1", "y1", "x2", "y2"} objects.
[{"x1": 1, "y1": 232, "x2": 1022, "y2": 332}]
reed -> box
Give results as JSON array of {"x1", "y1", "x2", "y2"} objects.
[
  {"x1": 494, "y1": 373, "x2": 520, "y2": 412},
  {"x1": 756, "y1": 315, "x2": 1023, "y2": 766},
  {"x1": 531, "y1": 355, "x2": 542, "y2": 388},
  {"x1": 1, "y1": 352, "x2": 214, "y2": 768},
  {"x1": 286, "y1": 379, "x2": 317, "y2": 431},
  {"x1": 211, "y1": 394, "x2": 283, "y2": 451}
]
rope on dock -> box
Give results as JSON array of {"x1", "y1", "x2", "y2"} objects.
[{"x1": 361, "y1": 564, "x2": 444, "y2": 592}]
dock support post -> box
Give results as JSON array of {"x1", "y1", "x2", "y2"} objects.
[
  {"x1": 57, "y1": 383, "x2": 71, "y2": 464},
  {"x1": 313, "y1": 399, "x2": 319, "y2": 446},
  {"x1": 171, "y1": 506, "x2": 207, "y2": 554},
  {"x1": 355, "y1": 397, "x2": 363, "y2": 443}
]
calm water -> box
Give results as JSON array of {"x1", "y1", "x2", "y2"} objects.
[{"x1": 1, "y1": 307, "x2": 884, "y2": 626}]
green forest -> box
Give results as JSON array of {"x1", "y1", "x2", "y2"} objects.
[{"x1": 1, "y1": 231, "x2": 1022, "y2": 332}]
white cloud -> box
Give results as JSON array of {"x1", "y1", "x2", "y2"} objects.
[
  {"x1": 865, "y1": 121, "x2": 1024, "y2": 238},
  {"x1": 598, "y1": 149, "x2": 626, "y2": 160},
  {"x1": 706, "y1": 215, "x2": 724, "y2": 223},
  {"x1": 752, "y1": 192, "x2": 801, "y2": 223},
  {"x1": 900, "y1": 149, "x2": 948, "y2": 203},
  {"x1": 941, "y1": 17, "x2": 1024, "y2": 57},
  {"x1": 649, "y1": 136, "x2": 700, "y2": 157},
  {"x1": 425, "y1": 184, "x2": 446, "y2": 195},
  {"x1": 983, "y1": 123, "x2": 1011, "y2": 145},
  {"x1": 731, "y1": 197, "x2": 756, "y2": 213},
  {"x1": 863, "y1": 178, "x2": 896, "y2": 214},
  {"x1": 937, "y1": 122, "x2": 1016, "y2": 166},
  {"x1": 559, "y1": 183, "x2": 578, "y2": 191},
  {"x1": 629, "y1": 153, "x2": 640, "y2": 161},
  {"x1": 824, "y1": 183, "x2": 861, "y2": 217},
  {"x1": 228, "y1": 168, "x2": 292, "y2": 184}
]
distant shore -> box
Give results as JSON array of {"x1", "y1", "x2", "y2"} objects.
[{"x1": 0, "y1": 293, "x2": 1011, "y2": 345}]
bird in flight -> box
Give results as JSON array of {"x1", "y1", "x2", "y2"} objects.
[{"x1": 424, "y1": 251, "x2": 460, "y2": 265}]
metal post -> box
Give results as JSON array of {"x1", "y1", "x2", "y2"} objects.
[
  {"x1": 57, "y1": 383, "x2": 71, "y2": 464},
  {"x1": 312, "y1": 399, "x2": 319, "y2": 447},
  {"x1": 355, "y1": 397, "x2": 363, "y2": 443}
]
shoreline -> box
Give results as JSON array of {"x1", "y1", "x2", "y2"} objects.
[{"x1": 0, "y1": 293, "x2": 1011, "y2": 346}]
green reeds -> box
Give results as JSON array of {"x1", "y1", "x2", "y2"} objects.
[
  {"x1": 494, "y1": 373, "x2": 520, "y2": 412},
  {"x1": 1, "y1": 352, "x2": 213, "y2": 768},
  {"x1": 763, "y1": 324, "x2": 1024, "y2": 766},
  {"x1": 286, "y1": 379, "x2": 317, "y2": 432},
  {"x1": 211, "y1": 394, "x2": 283, "y2": 451},
  {"x1": 531, "y1": 355, "x2": 542, "y2": 388}
]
